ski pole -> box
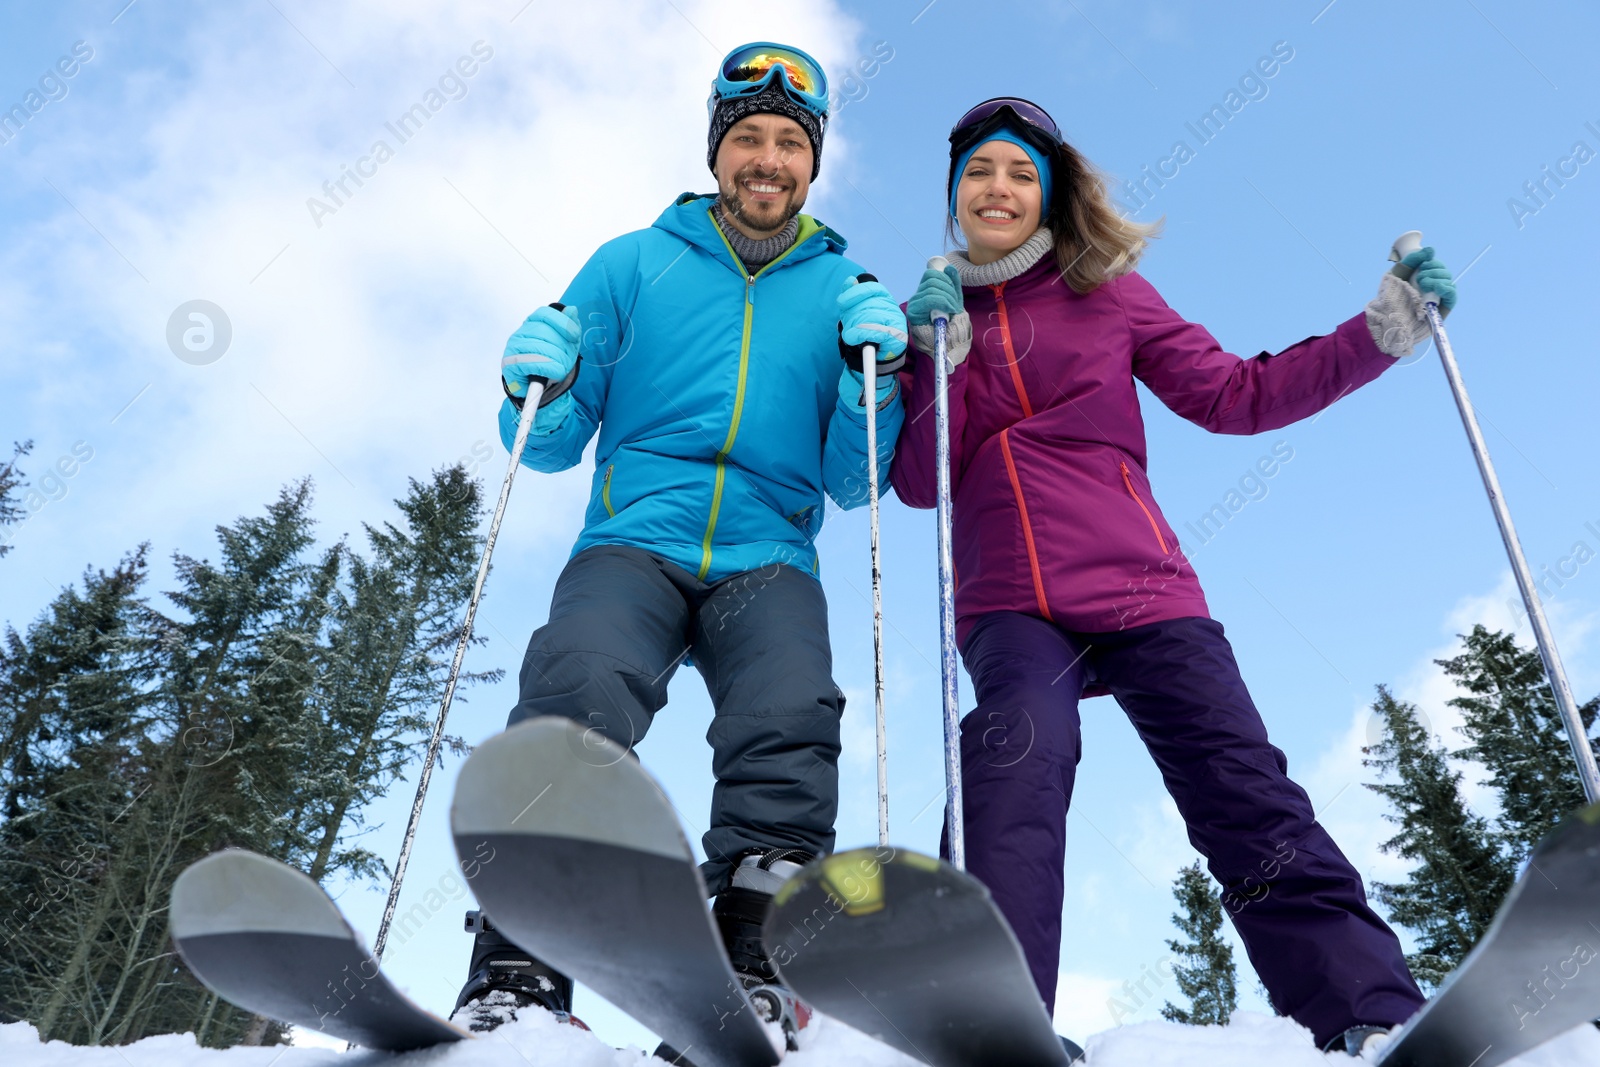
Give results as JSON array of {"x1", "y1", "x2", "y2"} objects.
[
  {"x1": 928, "y1": 255, "x2": 965, "y2": 869},
  {"x1": 860, "y1": 321, "x2": 891, "y2": 850},
  {"x1": 1391, "y1": 231, "x2": 1600, "y2": 804},
  {"x1": 372, "y1": 307, "x2": 563, "y2": 961}
]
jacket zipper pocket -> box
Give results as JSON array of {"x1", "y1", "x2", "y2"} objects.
[
  {"x1": 1120, "y1": 461, "x2": 1170, "y2": 554},
  {"x1": 602, "y1": 464, "x2": 616, "y2": 517}
]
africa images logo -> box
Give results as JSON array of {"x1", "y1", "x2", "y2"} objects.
[
  {"x1": 306, "y1": 41, "x2": 494, "y2": 228},
  {"x1": 0, "y1": 40, "x2": 94, "y2": 146}
]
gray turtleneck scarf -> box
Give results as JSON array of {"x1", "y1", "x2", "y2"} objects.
[
  {"x1": 713, "y1": 200, "x2": 800, "y2": 273},
  {"x1": 908, "y1": 228, "x2": 1057, "y2": 366},
  {"x1": 948, "y1": 227, "x2": 1055, "y2": 286}
]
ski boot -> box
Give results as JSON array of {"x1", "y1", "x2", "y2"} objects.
[
  {"x1": 450, "y1": 909, "x2": 587, "y2": 1033},
  {"x1": 1324, "y1": 1024, "x2": 1393, "y2": 1058},
  {"x1": 713, "y1": 848, "x2": 816, "y2": 1051}
]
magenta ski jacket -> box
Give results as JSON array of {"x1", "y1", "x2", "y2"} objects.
[{"x1": 890, "y1": 255, "x2": 1396, "y2": 643}]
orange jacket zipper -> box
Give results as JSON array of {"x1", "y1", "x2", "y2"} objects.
[
  {"x1": 1121, "y1": 461, "x2": 1170, "y2": 554},
  {"x1": 992, "y1": 282, "x2": 1035, "y2": 419},
  {"x1": 1000, "y1": 429, "x2": 1052, "y2": 620}
]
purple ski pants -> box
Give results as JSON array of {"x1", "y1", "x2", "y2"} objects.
[{"x1": 950, "y1": 611, "x2": 1424, "y2": 1047}]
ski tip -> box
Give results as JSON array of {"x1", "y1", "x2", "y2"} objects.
[
  {"x1": 171, "y1": 850, "x2": 350, "y2": 942},
  {"x1": 450, "y1": 718, "x2": 690, "y2": 864}
]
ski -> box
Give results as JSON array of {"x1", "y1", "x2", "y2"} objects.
[
  {"x1": 449, "y1": 717, "x2": 784, "y2": 1067},
  {"x1": 764, "y1": 846, "x2": 1078, "y2": 1067},
  {"x1": 170, "y1": 849, "x2": 468, "y2": 1051},
  {"x1": 1375, "y1": 801, "x2": 1600, "y2": 1067}
]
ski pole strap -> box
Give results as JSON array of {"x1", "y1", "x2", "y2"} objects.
[
  {"x1": 504, "y1": 301, "x2": 582, "y2": 411},
  {"x1": 503, "y1": 359, "x2": 581, "y2": 411},
  {"x1": 839, "y1": 326, "x2": 907, "y2": 376}
]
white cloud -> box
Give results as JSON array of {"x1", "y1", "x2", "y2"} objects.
[
  {"x1": 3, "y1": 0, "x2": 865, "y2": 585},
  {"x1": 1301, "y1": 569, "x2": 1600, "y2": 917},
  {"x1": 1125, "y1": 793, "x2": 1196, "y2": 884},
  {"x1": 1055, "y1": 968, "x2": 1134, "y2": 1039}
]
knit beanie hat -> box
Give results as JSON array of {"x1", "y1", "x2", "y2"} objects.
[{"x1": 707, "y1": 81, "x2": 826, "y2": 181}]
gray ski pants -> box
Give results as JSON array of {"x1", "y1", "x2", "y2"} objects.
[{"x1": 508, "y1": 545, "x2": 844, "y2": 892}]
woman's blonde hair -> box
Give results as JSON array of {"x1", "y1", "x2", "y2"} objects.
[
  {"x1": 1045, "y1": 139, "x2": 1163, "y2": 293},
  {"x1": 948, "y1": 135, "x2": 1162, "y2": 293}
]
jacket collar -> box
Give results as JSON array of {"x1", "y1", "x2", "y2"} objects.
[{"x1": 654, "y1": 193, "x2": 846, "y2": 276}]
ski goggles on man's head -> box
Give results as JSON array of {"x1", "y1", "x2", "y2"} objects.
[
  {"x1": 949, "y1": 97, "x2": 1063, "y2": 154},
  {"x1": 711, "y1": 42, "x2": 830, "y2": 120}
]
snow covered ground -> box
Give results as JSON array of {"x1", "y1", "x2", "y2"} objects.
[{"x1": 5, "y1": 1010, "x2": 1600, "y2": 1066}]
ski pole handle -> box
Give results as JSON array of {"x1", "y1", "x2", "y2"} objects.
[
  {"x1": 1387, "y1": 230, "x2": 1448, "y2": 314},
  {"x1": 516, "y1": 300, "x2": 568, "y2": 400},
  {"x1": 927, "y1": 256, "x2": 951, "y2": 329},
  {"x1": 849, "y1": 273, "x2": 883, "y2": 389},
  {"x1": 502, "y1": 301, "x2": 568, "y2": 485}
]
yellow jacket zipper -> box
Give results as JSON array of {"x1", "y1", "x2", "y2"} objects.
[{"x1": 696, "y1": 221, "x2": 811, "y2": 579}]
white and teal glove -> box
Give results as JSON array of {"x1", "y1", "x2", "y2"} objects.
[
  {"x1": 907, "y1": 263, "x2": 972, "y2": 367},
  {"x1": 1366, "y1": 246, "x2": 1457, "y2": 359}
]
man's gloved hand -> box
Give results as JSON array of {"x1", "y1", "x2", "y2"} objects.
[
  {"x1": 1365, "y1": 246, "x2": 1456, "y2": 360},
  {"x1": 838, "y1": 276, "x2": 909, "y2": 369},
  {"x1": 502, "y1": 304, "x2": 581, "y2": 435},
  {"x1": 837, "y1": 275, "x2": 909, "y2": 413}
]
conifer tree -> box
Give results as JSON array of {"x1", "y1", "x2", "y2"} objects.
[
  {"x1": 0, "y1": 550, "x2": 160, "y2": 1034},
  {"x1": 1160, "y1": 859, "x2": 1237, "y2": 1026},
  {"x1": 0, "y1": 441, "x2": 32, "y2": 559},
  {"x1": 297, "y1": 465, "x2": 494, "y2": 883},
  {"x1": 1362, "y1": 685, "x2": 1515, "y2": 990},
  {"x1": 1441, "y1": 625, "x2": 1600, "y2": 854},
  {"x1": 0, "y1": 467, "x2": 490, "y2": 1046}
]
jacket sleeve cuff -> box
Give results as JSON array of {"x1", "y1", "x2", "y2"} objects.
[
  {"x1": 1363, "y1": 273, "x2": 1431, "y2": 359},
  {"x1": 910, "y1": 311, "x2": 973, "y2": 367}
]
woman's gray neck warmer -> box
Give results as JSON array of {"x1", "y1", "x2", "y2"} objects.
[{"x1": 949, "y1": 227, "x2": 1054, "y2": 287}]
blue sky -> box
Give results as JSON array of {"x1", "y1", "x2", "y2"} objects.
[{"x1": 3, "y1": 0, "x2": 1598, "y2": 1050}]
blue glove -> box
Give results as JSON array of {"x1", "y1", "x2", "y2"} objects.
[
  {"x1": 838, "y1": 277, "x2": 908, "y2": 359},
  {"x1": 906, "y1": 264, "x2": 963, "y2": 326},
  {"x1": 502, "y1": 305, "x2": 581, "y2": 435},
  {"x1": 1399, "y1": 246, "x2": 1457, "y2": 312}
]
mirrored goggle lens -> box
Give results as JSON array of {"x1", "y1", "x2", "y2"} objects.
[
  {"x1": 721, "y1": 46, "x2": 824, "y2": 97},
  {"x1": 953, "y1": 97, "x2": 1060, "y2": 138}
]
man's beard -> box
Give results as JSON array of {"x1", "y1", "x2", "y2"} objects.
[{"x1": 719, "y1": 168, "x2": 803, "y2": 236}]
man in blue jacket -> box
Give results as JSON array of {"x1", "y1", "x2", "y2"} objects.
[{"x1": 453, "y1": 43, "x2": 907, "y2": 1040}]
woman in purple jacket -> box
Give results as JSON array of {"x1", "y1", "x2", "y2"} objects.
[{"x1": 890, "y1": 98, "x2": 1456, "y2": 1056}]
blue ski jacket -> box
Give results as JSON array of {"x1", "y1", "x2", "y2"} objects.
[{"x1": 498, "y1": 193, "x2": 903, "y2": 582}]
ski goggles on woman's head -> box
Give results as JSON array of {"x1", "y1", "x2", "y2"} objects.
[
  {"x1": 711, "y1": 42, "x2": 830, "y2": 120},
  {"x1": 950, "y1": 97, "x2": 1062, "y2": 154}
]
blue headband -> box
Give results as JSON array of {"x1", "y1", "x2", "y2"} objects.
[{"x1": 949, "y1": 128, "x2": 1053, "y2": 218}]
